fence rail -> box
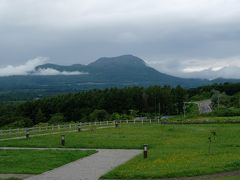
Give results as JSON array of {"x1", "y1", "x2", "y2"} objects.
[
  {"x1": 1, "y1": 118, "x2": 240, "y2": 139},
  {"x1": 0, "y1": 119, "x2": 162, "y2": 139}
]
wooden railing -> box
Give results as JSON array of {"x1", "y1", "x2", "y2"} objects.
[{"x1": 1, "y1": 118, "x2": 240, "y2": 139}]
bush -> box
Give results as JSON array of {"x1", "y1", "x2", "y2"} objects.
[
  {"x1": 89, "y1": 109, "x2": 109, "y2": 121},
  {"x1": 48, "y1": 113, "x2": 65, "y2": 124},
  {"x1": 111, "y1": 113, "x2": 132, "y2": 120},
  {"x1": 1, "y1": 116, "x2": 33, "y2": 128},
  {"x1": 212, "y1": 107, "x2": 240, "y2": 116}
]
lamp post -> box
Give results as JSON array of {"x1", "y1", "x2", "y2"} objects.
[
  {"x1": 61, "y1": 135, "x2": 65, "y2": 146},
  {"x1": 143, "y1": 144, "x2": 148, "y2": 159}
]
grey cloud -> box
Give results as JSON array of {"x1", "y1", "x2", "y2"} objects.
[
  {"x1": 0, "y1": 58, "x2": 87, "y2": 76},
  {"x1": 0, "y1": 0, "x2": 240, "y2": 79}
]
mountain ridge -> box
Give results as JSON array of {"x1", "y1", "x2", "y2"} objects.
[
  {"x1": 0, "y1": 55, "x2": 239, "y2": 94},
  {"x1": 35, "y1": 55, "x2": 211, "y2": 86}
]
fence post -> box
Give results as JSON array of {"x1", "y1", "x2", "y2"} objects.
[{"x1": 150, "y1": 119, "x2": 152, "y2": 124}]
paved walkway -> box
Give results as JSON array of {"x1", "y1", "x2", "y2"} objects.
[{"x1": 17, "y1": 148, "x2": 140, "y2": 180}]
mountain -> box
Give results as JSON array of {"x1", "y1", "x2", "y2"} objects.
[
  {"x1": 36, "y1": 55, "x2": 210, "y2": 87},
  {"x1": 0, "y1": 55, "x2": 239, "y2": 100}
]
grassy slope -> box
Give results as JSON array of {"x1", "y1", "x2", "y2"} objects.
[
  {"x1": 0, "y1": 149, "x2": 95, "y2": 174},
  {"x1": 1, "y1": 124, "x2": 240, "y2": 178},
  {"x1": 168, "y1": 115, "x2": 240, "y2": 123}
]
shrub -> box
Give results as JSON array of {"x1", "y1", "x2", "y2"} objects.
[
  {"x1": 48, "y1": 113, "x2": 65, "y2": 125},
  {"x1": 212, "y1": 107, "x2": 240, "y2": 116}
]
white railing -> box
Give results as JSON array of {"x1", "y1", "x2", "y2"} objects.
[
  {"x1": 0, "y1": 119, "x2": 162, "y2": 139},
  {"x1": 2, "y1": 118, "x2": 240, "y2": 139}
]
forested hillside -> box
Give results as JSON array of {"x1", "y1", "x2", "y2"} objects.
[
  {"x1": 0, "y1": 86, "x2": 187, "y2": 127},
  {"x1": 1, "y1": 83, "x2": 240, "y2": 128}
]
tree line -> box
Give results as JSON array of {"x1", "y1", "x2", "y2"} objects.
[
  {"x1": 0, "y1": 85, "x2": 187, "y2": 128},
  {"x1": 1, "y1": 83, "x2": 240, "y2": 128}
]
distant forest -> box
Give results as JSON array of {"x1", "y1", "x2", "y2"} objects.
[{"x1": 1, "y1": 83, "x2": 240, "y2": 128}]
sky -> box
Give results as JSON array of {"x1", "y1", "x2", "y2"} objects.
[{"x1": 0, "y1": 0, "x2": 240, "y2": 79}]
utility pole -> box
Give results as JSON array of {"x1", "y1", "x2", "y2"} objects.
[
  {"x1": 155, "y1": 96, "x2": 157, "y2": 119},
  {"x1": 239, "y1": 97, "x2": 240, "y2": 108},
  {"x1": 158, "y1": 102, "x2": 161, "y2": 121},
  {"x1": 183, "y1": 102, "x2": 186, "y2": 118},
  {"x1": 159, "y1": 103, "x2": 161, "y2": 115}
]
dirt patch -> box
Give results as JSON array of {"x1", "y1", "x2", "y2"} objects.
[{"x1": 0, "y1": 174, "x2": 34, "y2": 179}]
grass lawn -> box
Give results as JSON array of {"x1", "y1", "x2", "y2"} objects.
[
  {"x1": 0, "y1": 149, "x2": 95, "y2": 174},
  {"x1": 1, "y1": 123, "x2": 240, "y2": 179},
  {"x1": 168, "y1": 115, "x2": 240, "y2": 123}
]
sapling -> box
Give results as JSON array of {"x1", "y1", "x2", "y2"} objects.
[
  {"x1": 208, "y1": 136, "x2": 212, "y2": 154},
  {"x1": 208, "y1": 130, "x2": 217, "y2": 154},
  {"x1": 211, "y1": 131, "x2": 217, "y2": 141}
]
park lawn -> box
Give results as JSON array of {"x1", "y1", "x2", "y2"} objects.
[
  {"x1": 168, "y1": 115, "x2": 240, "y2": 123},
  {"x1": 0, "y1": 124, "x2": 240, "y2": 179},
  {"x1": 0, "y1": 149, "x2": 95, "y2": 174}
]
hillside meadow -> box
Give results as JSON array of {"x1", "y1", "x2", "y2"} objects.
[{"x1": 1, "y1": 123, "x2": 240, "y2": 179}]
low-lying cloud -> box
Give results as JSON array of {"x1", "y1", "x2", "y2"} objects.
[
  {"x1": 35, "y1": 68, "x2": 87, "y2": 76},
  {"x1": 0, "y1": 57, "x2": 46, "y2": 76},
  {"x1": 147, "y1": 56, "x2": 240, "y2": 79},
  {"x1": 0, "y1": 58, "x2": 87, "y2": 76}
]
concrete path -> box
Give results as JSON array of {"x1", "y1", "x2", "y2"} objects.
[{"x1": 22, "y1": 149, "x2": 141, "y2": 180}]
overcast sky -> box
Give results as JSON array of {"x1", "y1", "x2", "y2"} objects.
[{"x1": 1, "y1": 0, "x2": 240, "y2": 79}]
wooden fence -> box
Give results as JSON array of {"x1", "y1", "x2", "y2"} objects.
[
  {"x1": 1, "y1": 118, "x2": 240, "y2": 139},
  {"x1": 0, "y1": 119, "x2": 160, "y2": 139}
]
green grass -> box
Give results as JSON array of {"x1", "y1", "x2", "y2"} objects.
[
  {"x1": 0, "y1": 149, "x2": 95, "y2": 174},
  {"x1": 0, "y1": 178, "x2": 21, "y2": 180},
  {"x1": 168, "y1": 115, "x2": 240, "y2": 123},
  {"x1": 1, "y1": 124, "x2": 240, "y2": 179}
]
